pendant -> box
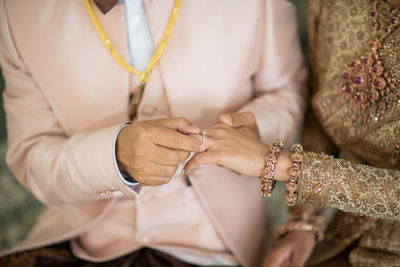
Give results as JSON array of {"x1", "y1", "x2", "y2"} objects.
[{"x1": 128, "y1": 84, "x2": 145, "y2": 120}]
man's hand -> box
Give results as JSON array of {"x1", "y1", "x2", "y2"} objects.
[
  {"x1": 263, "y1": 231, "x2": 315, "y2": 267},
  {"x1": 219, "y1": 112, "x2": 260, "y2": 138},
  {"x1": 116, "y1": 118, "x2": 204, "y2": 186}
]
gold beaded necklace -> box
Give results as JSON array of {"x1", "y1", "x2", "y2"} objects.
[{"x1": 83, "y1": 0, "x2": 181, "y2": 119}]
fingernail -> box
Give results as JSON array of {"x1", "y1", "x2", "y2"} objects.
[
  {"x1": 199, "y1": 143, "x2": 207, "y2": 152},
  {"x1": 221, "y1": 114, "x2": 232, "y2": 126}
]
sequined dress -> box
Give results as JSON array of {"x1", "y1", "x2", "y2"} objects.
[{"x1": 295, "y1": 0, "x2": 400, "y2": 266}]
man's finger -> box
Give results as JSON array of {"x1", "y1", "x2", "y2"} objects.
[
  {"x1": 151, "y1": 126, "x2": 205, "y2": 152},
  {"x1": 139, "y1": 176, "x2": 172, "y2": 186},
  {"x1": 130, "y1": 161, "x2": 178, "y2": 178},
  {"x1": 150, "y1": 145, "x2": 191, "y2": 165},
  {"x1": 124, "y1": 166, "x2": 171, "y2": 186},
  {"x1": 153, "y1": 117, "x2": 201, "y2": 134}
]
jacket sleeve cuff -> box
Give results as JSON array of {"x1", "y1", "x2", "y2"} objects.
[{"x1": 297, "y1": 151, "x2": 334, "y2": 207}]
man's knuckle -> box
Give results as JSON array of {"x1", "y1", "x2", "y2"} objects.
[
  {"x1": 133, "y1": 159, "x2": 147, "y2": 171},
  {"x1": 131, "y1": 164, "x2": 141, "y2": 172},
  {"x1": 134, "y1": 148, "x2": 146, "y2": 158}
]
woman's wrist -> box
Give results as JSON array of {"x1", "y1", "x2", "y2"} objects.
[
  {"x1": 255, "y1": 147, "x2": 291, "y2": 181},
  {"x1": 274, "y1": 150, "x2": 291, "y2": 182}
]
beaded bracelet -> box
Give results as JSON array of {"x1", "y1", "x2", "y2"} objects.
[
  {"x1": 285, "y1": 143, "x2": 303, "y2": 206},
  {"x1": 274, "y1": 215, "x2": 325, "y2": 242},
  {"x1": 260, "y1": 139, "x2": 283, "y2": 198}
]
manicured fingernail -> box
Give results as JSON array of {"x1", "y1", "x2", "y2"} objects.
[
  {"x1": 221, "y1": 114, "x2": 232, "y2": 126},
  {"x1": 199, "y1": 144, "x2": 207, "y2": 152}
]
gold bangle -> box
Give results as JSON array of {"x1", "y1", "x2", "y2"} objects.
[
  {"x1": 260, "y1": 139, "x2": 283, "y2": 198},
  {"x1": 285, "y1": 143, "x2": 303, "y2": 206},
  {"x1": 274, "y1": 216, "x2": 326, "y2": 242}
]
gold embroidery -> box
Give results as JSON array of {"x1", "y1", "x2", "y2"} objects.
[
  {"x1": 311, "y1": 1, "x2": 400, "y2": 146},
  {"x1": 297, "y1": 151, "x2": 333, "y2": 207},
  {"x1": 327, "y1": 158, "x2": 400, "y2": 219},
  {"x1": 305, "y1": 0, "x2": 400, "y2": 265}
]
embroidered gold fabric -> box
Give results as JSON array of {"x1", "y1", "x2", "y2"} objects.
[
  {"x1": 297, "y1": 0, "x2": 400, "y2": 265},
  {"x1": 297, "y1": 152, "x2": 333, "y2": 207},
  {"x1": 299, "y1": 151, "x2": 400, "y2": 220}
]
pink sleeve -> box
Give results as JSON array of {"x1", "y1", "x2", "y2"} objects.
[
  {"x1": 0, "y1": 2, "x2": 137, "y2": 205},
  {"x1": 240, "y1": 0, "x2": 307, "y2": 145}
]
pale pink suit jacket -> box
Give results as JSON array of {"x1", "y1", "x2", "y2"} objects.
[{"x1": 0, "y1": 0, "x2": 306, "y2": 266}]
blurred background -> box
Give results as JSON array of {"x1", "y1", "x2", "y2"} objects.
[{"x1": 0, "y1": 0, "x2": 308, "y2": 252}]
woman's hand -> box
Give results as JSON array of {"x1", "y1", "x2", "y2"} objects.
[
  {"x1": 184, "y1": 123, "x2": 267, "y2": 177},
  {"x1": 184, "y1": 122, "x2": 292, "y2": 181},
  {"x1": 263, "y1": 231, "x2": 316, "y2": 267}
]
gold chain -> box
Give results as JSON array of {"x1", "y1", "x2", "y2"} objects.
[{"x1": 83, "y1": 0, "x2": 181, "y2": 84}]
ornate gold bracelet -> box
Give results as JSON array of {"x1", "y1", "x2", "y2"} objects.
[
  {"x1": 285, "y1": 143, "x2": 303, "y2": 206},
  {"x1": 274, "y1": 212, "x2": 326, "y2": 241},
  {"x1": 260, "y1": 139, "x2": 283, "y2": 198},
  {"x1": 274, "y1": 214, "x2": 326, "y2": 242}
]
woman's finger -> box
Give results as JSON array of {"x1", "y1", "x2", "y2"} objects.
[
  {"x1": 189, "y1": 133, "x2": 218, "y2": 150},
  {"x1": 184, "y1": 151, "x2": 222, "y2": 174},
  {"x1": 219, "y1": 112, "x2": 260, "y2": 137},
  {"x1": 199, "y1": 124, "x2": 236, "y2": 140},
  {"x1": 219, "y1": 112, "x2": 255, "y2": 127}
]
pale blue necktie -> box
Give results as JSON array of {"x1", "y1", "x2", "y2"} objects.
[{"x1": 123, "y1": 0, "x2": 155, "y2": 79}]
